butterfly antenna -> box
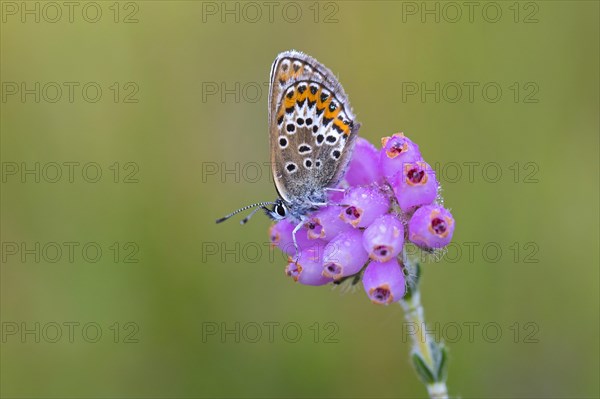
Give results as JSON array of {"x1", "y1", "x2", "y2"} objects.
[
  {"x1": 215, "y1": 202, "x2": 276, "y2": 224},
  {"x1": 240, "y1": 206, "x2": 267, "y2": 225}
]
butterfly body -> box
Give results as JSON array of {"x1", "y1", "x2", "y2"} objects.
[
  {"x1": 217, "y1": 50, "x2": 360, "y2": 232},
  {"x1": 266, "y1": 50, "x2": 360, "y2": 222}
]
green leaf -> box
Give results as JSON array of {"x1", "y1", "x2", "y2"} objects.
[
  {"x1": 436, "y1": 346, "x2": 448, "y2": 382},
  {"x1": 412, "y1": 353, "x2": 435, "y2": 385}
]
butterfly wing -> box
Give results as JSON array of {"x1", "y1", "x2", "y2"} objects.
[{"x1": 268, "y1": 50, "x2": 360, "y2": 205}]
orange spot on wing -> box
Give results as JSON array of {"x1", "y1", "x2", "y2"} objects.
[
  {"x1": 333, "y1": 119, "x2": 349, "y2": 135},
  {"x1": 316, "y1": 88, "x2": 330, "y2": 108},
  {"x1": 297, "y1": 84, "x2": 309, "y2": 103},
  {"x1": 284, "y1": 90, "x2": 297, "y2": 109},
  {"x1": 277, "y1": 70, "x2": 289, "y2": 84},
  {"x1": 291, "y1": 64, "x2": 303, "y2": 79},
  {"x1": 324, "y1": 106, "x2": 341, "y2": 120},
  {"x1": 307, "y1": 87, "x2": 317, "y2": 103}
]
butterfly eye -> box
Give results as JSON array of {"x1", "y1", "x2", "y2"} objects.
[{"x1": 275, "y1": 204, "x2": 286, "y2": 217}]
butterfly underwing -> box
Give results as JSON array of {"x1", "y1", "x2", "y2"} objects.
[
  {"x1": 216, "y1": 50, "x2": 360, "y2": 227},
  {"x1": 267, "y1": 50, "x2": 361, "y2": 222}
]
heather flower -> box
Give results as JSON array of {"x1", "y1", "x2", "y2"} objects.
[
  {"x1": 390, "y1": 161, "x2": 438, "y2": 212},
  {"x1": 270, "y1": 220, "x2": 325, "y2": 256},
  {"x1": 285, "y1": 244, "x2": 332, "y2": 286},
  {"x1": 340, "y1": 185, "x2": 390, "y2": 228},
  {"x1": 304, "y1": 206, "x2": 353, "y2": 241},
  {"x1": 379, "y1": 133, "x2": 422, "y2": 180},
  {"x1": 268, "y1": 132, "x2": 454, "y2": 308},
  {"x1": 408, "y1": 205, "x2": 455, "y2": 249},
  {"x1": 322, "y1": 229, "x2": 369, "y2": 280},
  {"x1": 362, "y1": 214, "x2": 404, "y2": 262},
  {"x1": 362, "y1": 258, "x2": 406, "y2": 305},
  {"x1": 345, "y1": 138, "x2": 383, "y2": 186},
  {"x1": 262, "y1": 130, "x2": 456, "y2": 396}
]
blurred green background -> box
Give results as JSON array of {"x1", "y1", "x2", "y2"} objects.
[{"x1": 1, "y1": 1, "x2": 598, "y2": 398}]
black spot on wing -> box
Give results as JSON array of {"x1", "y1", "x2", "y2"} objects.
[{"x1": 298, "y1": 145, "x2": 311, "y2": 153}]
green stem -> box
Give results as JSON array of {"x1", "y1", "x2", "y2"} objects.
[{"x1": 399, "y1": 260, "x2": 449, "y2": 399}]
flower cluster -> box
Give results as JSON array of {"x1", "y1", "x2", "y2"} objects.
[{"x1": 269, "y1": 133, "x2": 455, "y2": 305}]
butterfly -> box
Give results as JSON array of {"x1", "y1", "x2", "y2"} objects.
[{"x1": 217, "y1": 50, "x2": 360, "y2": 248}]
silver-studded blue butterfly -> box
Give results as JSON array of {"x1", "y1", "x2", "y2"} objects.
[{"x1": 217, "y1": 50, "x2": 360, "y2": 247}]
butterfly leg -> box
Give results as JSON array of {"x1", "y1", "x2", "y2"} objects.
[{"x1": 291, "y1": 220, "x2": 305, "y2": 263}]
